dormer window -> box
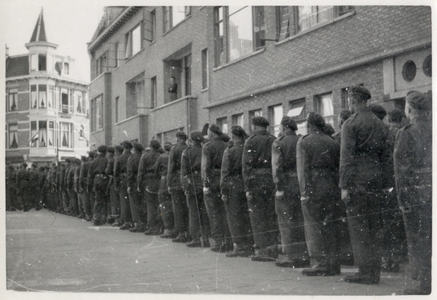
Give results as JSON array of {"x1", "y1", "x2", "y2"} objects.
[
  {"x1": 38, "y1": 54, "x2": 46, "y2": 71},
  {"x1": 64, "y1": 62, "x2": 69, "y2": 75}
]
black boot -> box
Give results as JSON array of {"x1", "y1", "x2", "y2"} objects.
[
  {"x1": 226, "y1": 246, "x2": 253, "y2": 258},
  {"x1": 144, "y1": 227, "x2": 161, "y2": 235},
  {"x1": 186, "y1": 239, "x2": 202, "y2": 248},
  {"x1": 129, "y1": 222, "x2": 145, "y2": 232},
  {"x1": 344, "y1": 266, "x2": 378, "y2": 284},
  {"x1": 172, "y1": 233, "x2": 188, "y2": 243}
]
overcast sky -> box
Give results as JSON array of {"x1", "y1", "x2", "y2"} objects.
[{"x1": 1, "y1": 0, "x2": 105, "y2": 82}]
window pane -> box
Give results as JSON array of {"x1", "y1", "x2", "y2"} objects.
[
  {"x1": 270, "y1": 105, "x2": 283, "y2": 137},
  {"x1": 38, "y1": 54, "x2": 46, "y2": 71},
  {"x1": 132, "y1": 25, "x2": 141, "y2": 56},
  {"x1": 48, "y1": 121, "x2": 54, "y2": 147},
  {"x1": 202, "y1": 49, "x2": 208, "y2": 89},
  {"x1": 31, "y1": 121, "x2": 38, "y2": 147},
  {"x1": 9, "y1": 91, "x2": 17, "y2": 111},
  {"x1": 31, "y1": 85, "x2": 37, "y2": 109},
  {"x1": 172, "y1": 6, "x2": 187, "y2": 26},
  {"x1": 39, "y1": 120, "x2": 47, "y2": 147},
  {"x1": 47, "y1": 86, "x2": 54, "y2": 108},
  {"x1": 62, "y1": 90, "x2": 69, "y2": 114},
  {"x1": 39, "y1": 85, "x2": 47, "y2": 108},
  {"x1": 298, "y1": 6, "x2": 334, "y2": 32},
  {"x1": 232, "y1": 113, "x2": 244, "y2": 127},
  {"x1": 229, "y1": 6, "x2": 253, "y2": 61},
  {"x1": 31, "y1": 54, "x2": 37, "y2": 71},
  {"x1": 62, "y1": 123, "x2": 70, "y2": 147},
  {"x1": 318, "y1": 93, "x2": 334, "y2": 127},
  {"x1": 9, "y1": 124, "x2": 18, "y2": 149},
  {"x1": 254, "y1": 6, "x2": 265, "y2": 48}
]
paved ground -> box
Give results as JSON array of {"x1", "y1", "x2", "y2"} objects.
[{"x1": 5, "y1": 209, "x2": 418, "y2": 297}]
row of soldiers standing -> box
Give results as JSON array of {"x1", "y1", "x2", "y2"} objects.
[{"x1": 5, "y1": 86, "x2": 431, "y2": 295}]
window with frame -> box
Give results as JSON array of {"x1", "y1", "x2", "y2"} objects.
[
  {"x1": 126, "y1": 73, "x2": 145, "y2": 118},
  {"x1": 96, "y1": 52, "x2": 107, "y2": 76},
  {"x1": 125, "y1": 24, "x2": 142, "y2": 59},
  {"x1": 232, "y1": 113, "x2": 244, "y2": 127},
  {"x1": 30, "y1": 54, "x2": 37, "y2": 71},
  {"x1": 38, "y1": 85, "x2": 47, "y2": 108},
  {"x1": 151, "y1": 77, "x2": 157, "y2": 109},
  {"x1": 8, "y1": 124, "x2": 18, "y2": 149},
  {"x1": 60, "y1": 122, "x2": 74, "y2": 148},
  {"x1": 8, "y1": 89, "x2": 18, "y2": 112},
  {"x1": 287, "y1": 99, "x2": 307, "y2": 135},
  {"x1": 144, "y1": 9, "x2": 156, "y2": 42},
  {"x1": 31, "y1": 85, "x2": 37, "y2": 109},
  {"x1": 38, "y1": 54, "x2": 47, "y2": 71},
  {"x1": 60, "y1": 88, "x2": 72, "y2": 114},
  {"x1": 277, "y1": 6, "x2": 354, "y2": 40},
  {"x1": 315, "y1": 93, "x2": 335, "y2": 127},
  {"x1": 47, "y1": 85, "x2": 54, "y2": 109},
  {"x1": 214, "y1": 6, "x2": 265, "y2": 66},
  {"x1": 184, "y1": 54, "x2": 192, "y2": 96},
  {"x1": 202, "y1": 49, "x2": 209, "y2": 89},
  {"x1": 269, "y1": 104, "x2": 283, "y2": 137},
  {"x1": 91, "y1": 95, "x2": 103, "y2": 132},
  {"x1": 115, "y1": 96, "x2": 120, "y2": 123},
  {"x1": 64, "y1": 63, "x2": 69, "y2": 75},
  {"x1": 216, "y1": 117, "x2": 228, "y2": 134},
  {"x1": 76, "y1": 91, "x2": 86, "y2": 114},
  {"x1": 163, "y1": 6, "x2": 191, "y2": 32}
]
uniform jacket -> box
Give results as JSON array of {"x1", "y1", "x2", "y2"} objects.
[
  {"x1": 339, "y1": 107, "x2": 390, "y2": 191},
  {"x1": 220, "y1": 140, "x2": 244, "y2": 196},
  {"x1": 272, "y1": 131, "x2": 300, "y2": 191},
  {"x1": 16, "y1": 168, "x2": 30, "y2": 190},
  {"x1": 137, "y1": 149, "x2": 161, "y2": 193},
  {"x1": 88, "y1": 154, "x2": 108, "y2": 187},
  {"x1": 201, "y1": 136, "x2": 228, "y2": 190},
  {"x1": 242, "y1": 129, "x2": 276, "y2": 191},
  {"x1": 167, "y1": 142, "x2": 187, "y2": 190},
  {"x1": 79, "y1": 161, "x2": 90, "y2": 192},
  {"x1": 127, "y1": 151, "x2": 141, "y2": 190},
  {"x1": 296, "y1": 132, "x2": 340, "y2": 201},
  {"x1": 181, "y1": 144, "x2": 203, "y2": 194},
  {"x1": 154, "y1": 152, "x2": 169, "y2": 192},
  {"x1": 394, "y1": 116, "x2": 432, "y2": 206},
  {"x1": 114, "y1": 150, "x2": 131, "y2": 188}
]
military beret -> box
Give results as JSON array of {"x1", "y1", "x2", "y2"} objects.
[
  {"x1": 323, "y1": 124, "x2": 336, "y2": 136},
  {"x1": 31, "y1": 164, "x2": 37, "y2": 168},
  {"x1": 348, "y1": 85, "x2": 371, "y2": 101},
  {"x1": 164, "y1": 142, "x2": 173, "y2": 152},
  {"x1": 281, "y1": 116, "x2": 298, "y2": 131},
  {"x1": 75, "y1": 158, "x2": 82, "y2": 165},
  {"x1": 221, "y1": 133, "x2": 231, "y2": 142},
  {"x1": 81, "y1": 155, "x2": 87, "y2": 162},
  {"x1": 39, "y1": 166, "x2": 45, "y2": 171},
  {"x1": 252, "y1": 116, "x2": 269, "y2": 127},
  {"x1": 176, "y1": 131, "x2": 188, "y2": 140},
  {"x1": 209, "y1": 124, "x2": 223, "y2": 136},
  {"x1": 121, "y1": 140, "x2": 133, "y2": 149},
  {"x1": 231, "y1": 125, "x2": 247, "y2": 138},
  {"x1": 65, "y1": 158, "x2": 71, "y2": 163},
  {"x1": 190, "y1": 131, "x2": 204, "y2": 143},
  {"x1": 133, "y1": 142, "x2": 144, "y2": 152},
  {"x1": 387, "y1": 109, "x2": 405, "y2": 123},
  {"x1": 22, "y1": 162, "x2": 28, "y2": 168},
  {"x1": 114, "y1": 145, "x2": 123, "y2": 153},
  {"x1": 369, "y1": 104, "x2": 387, "y2": 121},
  {"x1": 149, "y1": 139, "x2": 161, "y2": 150},
  {"x1": 339, "y1": 109, "x2": 352, "y2": 121},
  {"x1": 307, "y1": 112, "x2": 326, "y2": 128},
  {"x1": 88, "y1": 151, "x2": 95, "y2": 159},
  {"x1": 98, "y1": 145, "x2": 107, "y2": 153},
  {"x1": 107, "y1": 146, "x2": 115, "y2": 154},
  {"x1": 406, "y1": 91, "x2": 431, "y2": 111},
  {"x1": 158, "y1": 147, "x2": 164, "y2": 153}
]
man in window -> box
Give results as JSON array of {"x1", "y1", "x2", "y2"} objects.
[{"x1": 168, "y1": 76, "x2": 178, "y2": 101}]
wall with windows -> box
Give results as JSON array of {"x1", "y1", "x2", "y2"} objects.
[{"x1": 208, "y1": 6, "x2": 431, "y2": 105}]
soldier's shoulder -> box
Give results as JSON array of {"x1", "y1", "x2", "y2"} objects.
[
  {"x1": 300, "y1": 134, "x2": 310, "y2": 140},
  {"x1": 397, "y1": 124, "x2": 413, "y2": 135},
  {"x1": 203, "y1": 140, "x2": 212, "y2": 147}
]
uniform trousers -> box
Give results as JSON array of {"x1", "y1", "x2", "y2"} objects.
[
  {"x1": 129, "y1": 188, "x2": 146, "y2": 223},
  {"x1": 119, "y1": 177, "x2": 132, "y2": 224},
  {"x1": 187, "y1": 191, "x2": 210, "y2": 240},
  {"x1": 301, "y1": 198, "x2": 342, "y2": 264},
  {"x1": 276, "y1": 176, "x2": 308, "y2": 259},
  {"x1": 247, "y1": 173, "x2": 278, "y2": 250},
  {"x1": 93, "y1": 176, "x2": 109, "y2": 221},
  {"x1": 223, "y1": 176, "x2": 252, "y2": 249},
  {"x1": 62, "y1": 189, "x2": 69, "y2": 212},
  {"x1": 109, "y1": 183, "x2": 120, "y2": 220},
  {"x1": 144, "y1": 190, "x2": 160, "y2": 229},
  {"x1": 205, "y1": 188, "x2": 230, "y2": 244},
  {"x1": 68, "y1": 189, "x2": 78, "y2": 214},
  {"x1": 345, "y1": 190, "x2": 382, "y2": 269},
  {"x1": 171, "y1": 188, "x2": 189, "y2": 234},
  {"x1": 158, "y1": 182, "x2": 174, "y2": 230}
]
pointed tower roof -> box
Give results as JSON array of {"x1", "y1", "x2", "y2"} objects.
[{"x1": 30, "y1": 8, "x2": 47, "y2": 43}]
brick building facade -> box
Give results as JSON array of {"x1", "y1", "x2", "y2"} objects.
[
  {"x1": 5, "y1": 10, "x2": 90, "y2": 166},
  {"x1": 88, "y1": 6, "x2": 431, "y2": 147}
]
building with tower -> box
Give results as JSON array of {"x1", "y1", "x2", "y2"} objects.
[{"x1": 5, "y1": 9, "x2": 90, "y2": 166}]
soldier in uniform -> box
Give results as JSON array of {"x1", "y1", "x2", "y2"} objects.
[
  {"x1": 38, "y1": 166, "x2": 47, "y2": 209},
  {"x1": 16, "y1": 163, "x2": 31, "y2": 211},
  {"x1": 89, "y1": 145, "x2": 109, "y2": 226},
  {"x1": 110, "y1": 145, "x2": 123, "y2": 226},
  {"x1": 202, "y1": 124, "x2": 231, "y2": 252},
  {"x1": 114, "y1": 141, "x2": 133, "y2": 229},
  {"x1": 74, "y1": 158, "x2": 85, "y2": 218},
  {"x1": 138, "y1": 140, "x2": 162, "y2": 235},
  {"x1": 63, "y1": 158, "x2": 73, "y2": 214},
  {"x1": 272, "y1": 116, "x2": 309, "y2": 267},
  {"x1": 6, "y1": 164, "x2": 17, "y2": 211},
  {"x1": 394, "y1": 91, "x2": 432, "y2": 295},
  {"x1": 80, "y1": 152, "x2": 93, "y2": 221},
  {"x1": 221, "y1": 126, "x2": 253, "y2": 257},
  {"x1": 296, "y1": 112, "x2": 342, "y2": 276},
  {"x1": 333, "y1": 110, "x2": 352, "y2": 145},
  {"x1": 181, "y1": 131, "x2": 210, "y2": 247},
  {"x1": 105, "y1": 147, "x2": 116, "y2": 224},
  {"x1": 155, "y1": 142, "x2": 176, "y2": 238},
  {"x1": 242, "y1": 116, "x2": 278, "y2": 262},
  {"x1": 29, "y1": 164, "x2": 40, "y2": 210},
  {"x1": 340, "y1": 85, "x2": 390, "y2": 284},
  {"x1": 67, "y1": 159, "x2": 79, "y2": 216},
  {"x1": 127, "y1": 142, "x2": 146, "y2": 232},
  {"x1": 369, "y1": 104, "x2": 387, "y2": 121},
  {"x1": 167, "y1": 131, "x2": 189, "y2": 242}
]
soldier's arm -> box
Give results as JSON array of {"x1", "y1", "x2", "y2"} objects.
[
  {"x1": 180, "y1": 150, "x2": 190, "y2": 192},
  {"x1": 201, "y1": 146, "x2": 211, "y2": 189},
  {"x1": 271, "y1": 139, "x2": 284, "y2": 191},
  {"x1": 296, "y1": 138, "x2": 310, "y2": 200},
  {"x1": 339, "y1": 121, "x2": 356, "y2": 190},
  {"x1": 393, "y1": 129, "x2": 413, "y2": 208},
  {"x1": 242, "y1": 139, "x2": 254, "y2": 192},
  {"x1": 220, "y1": 147, "x2": 231, "y2": 196},
  {"x1": 137, "y1": 154, "x2": 146, "y2": 191},
  {"x1": 167, "y1": 148, "x2": 175, "y2": 190}
]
